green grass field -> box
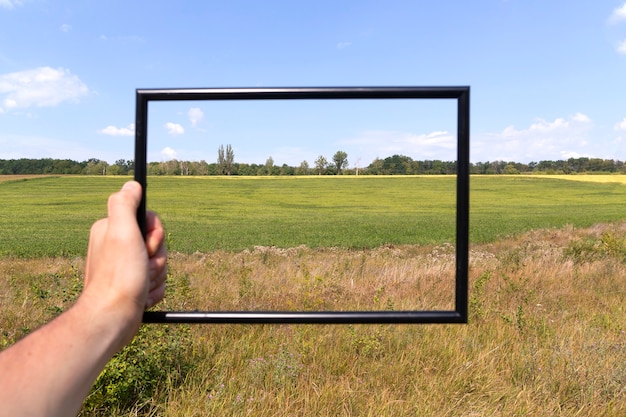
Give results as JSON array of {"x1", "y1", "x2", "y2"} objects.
[{"x1": 0, "y1": 175, "x2": 625, "y2": 256}]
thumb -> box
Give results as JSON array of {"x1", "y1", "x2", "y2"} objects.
[{"x1": 107, "y1": 181, "x2": 142, "y2": 232}]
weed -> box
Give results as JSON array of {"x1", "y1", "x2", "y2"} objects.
[
  {"x1": 348, "y1": 325, "x2": 386, "y2": 358},
  {"x1": 516, "y1": 304, "x2": 526, "y2": 332},
  {"x1": 271, "y1": 344, "x2": 303, "y2": 386},
  {"x1": 372, "y1": 285, "x2": 385, "y2": 304},
  {"x1": 469, "y1": 271, "x2": 492, "y2": 321},
  {"x1": 601, "y1": 232, "x2": 626, "y2": 261},
  {"x1": 565, "y1": 232, "x2": 626, "y2": 264},
  {"x1": 246, "y1": 344, "x2": 303, "y2": 389},
  {"x1": 31, "y1": 283, "x2": 50, "y2": 300}
]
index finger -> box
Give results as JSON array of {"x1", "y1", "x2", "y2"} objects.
[{"x1": 145, "y1": 211, "x2": 165, "y2": 257}]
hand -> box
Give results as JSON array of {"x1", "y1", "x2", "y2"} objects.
[{"x1": 81, "y1": 181, "x2": 167, "y2": 348}]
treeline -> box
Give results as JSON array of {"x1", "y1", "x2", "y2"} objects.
[
  {"x1": 1, "y1": 155, "x2": 625, "y2": 176},
  {"x1": 0, "y1": 158, "x2": 133, "y2": 175},
  {"x1": 470, "y1": 158, "x2": 625, "y2": 174},
  {"x1": 368, "y1": 155, "x2": 626, "y2": 175}
]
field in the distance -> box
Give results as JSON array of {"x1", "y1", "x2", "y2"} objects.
[{"x1": 0, "y1": 174, "x2": 625, "y2": 256}]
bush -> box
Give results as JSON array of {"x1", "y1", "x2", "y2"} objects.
[{"x1": 82, "y1": 324, "x2": 192, "y2": 415}]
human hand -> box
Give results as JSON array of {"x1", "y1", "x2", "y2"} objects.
[{"x1": 80, "y1": 181, "x2": 167, "y2": 349}]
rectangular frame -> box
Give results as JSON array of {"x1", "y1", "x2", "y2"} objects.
[{"x1": 135, "y1": 86, "x2": 470, "y2": 324}]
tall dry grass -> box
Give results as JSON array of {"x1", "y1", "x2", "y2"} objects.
[
  {"x1": 0, "y1": 223, "x2": 624, "y2": 416},
  {"x1": 163, "y1": 242, "x2": 457, "y2": 313}
]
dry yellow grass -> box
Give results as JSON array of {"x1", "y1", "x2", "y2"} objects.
[
  {"x1": 520, "y1": 174, "x2": 626, "y2": 184},
  {"x1": 163, "y1": 243, "x2": 456, "y2": 312}
]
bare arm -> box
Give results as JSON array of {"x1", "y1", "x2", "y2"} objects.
[{"x1": 0, "y1": 181, "x2": 167, "y2": 417}]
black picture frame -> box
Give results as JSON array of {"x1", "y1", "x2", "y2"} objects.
[{"x1": 134, "y1": 86, "x2": 470, "y2": 324}]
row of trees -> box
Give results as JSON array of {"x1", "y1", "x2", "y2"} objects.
[
  {"x1": 470, "y1": 159, "x2": 625, "y2": 175},
  {"x1": 139, "y1": 148, "x2": 350, "y2": 176},
  {"x1": 153, "y1": 150, "x2": 626, "y2": 175},
  {"x1": 1, "y1": 153, "x2": 625, "y2": 176},
  {"x1": 0, "y1": 158, "x2": 133, "y2": 175}
]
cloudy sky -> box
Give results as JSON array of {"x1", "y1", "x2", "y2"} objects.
[{"x1": 1, "y1": 1, "x2": 626, "y2": 166}]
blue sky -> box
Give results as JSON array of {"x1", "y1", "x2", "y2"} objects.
[{"x1": 1, "y1": 1, "x2": 626, "y2": 167}]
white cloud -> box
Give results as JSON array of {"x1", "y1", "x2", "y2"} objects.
[
  {"x1": 617, "y1": 39, "x2": 626, "y2": 54},
  {"x1": 608, "y1": 2, "x2": 626, "y2": 24},
  {"x1": 560, "y1": 151, "x2": 585, "y2": 160},
  {"x1": 160, "y1": 146, "x2": 177, "y2": 160},
  {"x1": 473, "y1": 113, "x2": 594, "y2": 162},
  {"x1": 341, "y1": 129, "x2": 456, "y2": 162},
  {"x1": 0, "y1": 67, "x2": 88, "y2": 112},
  {"x1": 572, "y1": 112, "x2": 591, "y2": 123},
  {"x1": 408, "y1": 131, "x2": 455, "y2": 149},
  {"x1": 60, "y1": 24, "x2": 71, "y2": 33},
  {"x1": 99, "y1": 123, "x2": 135, "y2": 136},
  {"x1": 0, "y1": 0, "x2": 23, "y2": 10},
  {"x1": 188, "y1": 107, "x2": 204, "y2": 127},
  {"x1": 337, "y1": 41, "x2": 352, "y2": 49},
  {"x1": 165, "y1": 122, "x2": 184, "y2": 135},
  {"x1": 615, "y1": 118, "x2": 626, "y2": 131},
  {"x1": 501, "y1": 114, "x2": 591, "y2": 138}
]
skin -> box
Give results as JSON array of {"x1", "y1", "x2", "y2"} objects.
[{"x1": 0, "y1": 181, "x2": 167, "y2": 417}]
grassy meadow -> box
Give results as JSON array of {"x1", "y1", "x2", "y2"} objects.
[
  {"x1": 1, "y1": 174, "x2": 626, "y2": 255},
  {"x1": 0, "y1": 174, "x2": 625, "y2": 415}
]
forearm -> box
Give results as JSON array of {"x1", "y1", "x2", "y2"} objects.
[{"x1": 0, "y1": 298, "x2": 126, "y2": 417}]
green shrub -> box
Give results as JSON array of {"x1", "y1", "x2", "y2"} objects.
[{"x1": 83, "y1": 324, "x2": 192, "y2": 415}]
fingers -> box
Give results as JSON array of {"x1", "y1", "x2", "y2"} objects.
[
  {"x1": 146, "y1": 245, "x2": 167, "y2": 308},
  {"x1": 146, "y1": 282, "x2": 166, "y2": 309},
  {"x1": 145, "y1": 211, "x2": 165, "y2": 257},
  {"x1": 145, "y1": 209, "x2": 167, "y2": 308},
  {"x1": 148, "y1": 239, "x2": 167, "y2": 287}
]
